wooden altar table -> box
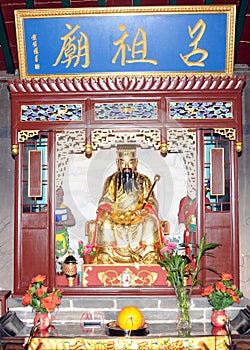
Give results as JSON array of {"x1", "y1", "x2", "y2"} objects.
[
  {"x1": 26, "y1": 335, "x2": 229, "y2": 350},
  {"x1": 1, "y1": 322, "x2": 250, "y2": 349}
]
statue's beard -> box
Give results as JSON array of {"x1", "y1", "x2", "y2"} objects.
[{"x1": 118, "y1": 168, "x2": 139, "y2": 193}]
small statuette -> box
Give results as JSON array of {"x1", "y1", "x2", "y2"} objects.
[{"x1": 121, "y1": 270, "x2": 131, "y2": 287}]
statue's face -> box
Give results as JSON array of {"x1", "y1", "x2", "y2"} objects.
[
  {"x1": 56, "y1": 191, "x2": 64, "y2": 207},
  {"x1": 117, "y1": 156, "x2": 138, "y2": 174}
]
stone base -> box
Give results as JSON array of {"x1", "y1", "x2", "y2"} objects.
[{"x1": 81, "y1": 264, "x2": 169, "y2": 287}]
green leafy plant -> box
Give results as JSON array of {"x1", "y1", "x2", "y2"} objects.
[
  {"x1": 159, "y1": 234, "x2": 220, "y2": 301},
  {"x1": 158, "y1": 234, "x2": 220, "y2": 332},
  {"x1": 202, "y1": 272, "x2": 243, "y2": 310}
]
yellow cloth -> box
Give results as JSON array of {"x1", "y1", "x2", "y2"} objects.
[{"x1": 27, "y1": 335, "x2": 230, "y2": 349}]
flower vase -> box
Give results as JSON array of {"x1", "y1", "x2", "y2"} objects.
[
  {"x1": 177, "y1": 300, "x2": 191, "y2": 336},
  {"x1": 211, "y1": 309, "x2": 227, "y2": 327},
  {"x1": 173, "y1": 286, "x2": 191, "y2": 336},
  {"x1": 212, "y1": 326, "x2": 228, "y2": 336},
  {"x1": 34, "y1": 312, "x2": 50, "y2": 330},
  {"x1": 83, "y1": 255, "x2": 92, "y2": 264}
]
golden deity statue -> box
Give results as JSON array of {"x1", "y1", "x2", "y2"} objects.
[{"x1": 89, "y1": 145, "x2": 164, "y2": 264}]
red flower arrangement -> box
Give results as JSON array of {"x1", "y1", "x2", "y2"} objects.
[
  {"x1": 22, "y1": 274, "x2": 63, "y2": 313},
  {"x1": 202, "y1": 272, "x2": 243, "y2": 310}
]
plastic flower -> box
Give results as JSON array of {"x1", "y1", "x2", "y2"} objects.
[
  {"x1": 35, "y1": 285, "x2": 48, "y2": 298},
  {"x1": 22, "y1": 274, "x2": 63, "y2": 313},
  {"x1": 31, "y1": 274, "x2": 46, "y2": 284},
  {"x1": 41, "y1": 291, "x2": 62, "y2": 313},
  {"x1": 77, "y1": 240, "x2": 96, "y2": 257},
  {"x1": 22, "y1": 292, "x2": 32, "y2": 306},
  {"x1": 202, "y1": 272, "x2": 243, "y2": 310},
  {"x1": 160, "y1": 239, "x2": 177, "y2": 255}
]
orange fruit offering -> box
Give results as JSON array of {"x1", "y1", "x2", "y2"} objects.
[{"x1": 117, "y1": 306, "x2": 145, "y2": 330}]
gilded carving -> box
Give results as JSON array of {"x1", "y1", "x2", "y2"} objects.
[
  {"x1": 82, "y1": 266, "x2": 93, "y2": 288},
  {"x1": 213, "y1": 128, "x2": 236, "y2": 140},
  {"x1": 97, "y1": 268, "x2": 158, "y2": 287},
  {"x1": 91, "y1": 129, "x2": 161, "y2": 150},
  {"x1": 18, "y1": 130, "x2": 39, "y2": 142}
]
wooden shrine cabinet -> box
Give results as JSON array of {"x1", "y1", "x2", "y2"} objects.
[{"x1": 9, "y1": 75, "x2": 245, "y2": 296}]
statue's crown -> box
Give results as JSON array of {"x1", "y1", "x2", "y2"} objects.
[
  {"x1": 116, "y1": 144, "x2": 137, "y2": 159},
  {"x1": 56, "y1": 186, "x2": 64, "y2": 195}
]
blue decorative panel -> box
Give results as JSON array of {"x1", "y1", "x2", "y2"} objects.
[
  {"x1": 95, "y1": 102, "x2": 157, "y2": 120},
  {"x1": 169, "y1": 101, "x2": 233, "y2": 119},
  {"x1": 15, "y1": 6, "x2": 235, "y2": 79},
  {"x1": 21, "y1": 104, "x2": 82, "y2": 121}
]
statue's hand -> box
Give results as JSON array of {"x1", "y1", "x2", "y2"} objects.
[
  {"x1": 137, "y1": 208, "x2": 149, "y2": 217},
  {"x1": 111, "y1": 211, "x2": 127, "y2": 225},
  {"x1": 130, "y1": 208, "x2": 149, "y2": 225},
  {"x1": 111, "y1": 208, "x2": 149, "y2": 225},
  {"x1": 99, "y1": 210, "x2": 111, "y2": 221}
]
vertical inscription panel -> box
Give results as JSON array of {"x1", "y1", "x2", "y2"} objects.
[
  {"x1": 28, "y1": 150, "x2": 42, "y2": 197},
  {"x1": 210, "y1": 148, "x2": 225, "y2": 196}
]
